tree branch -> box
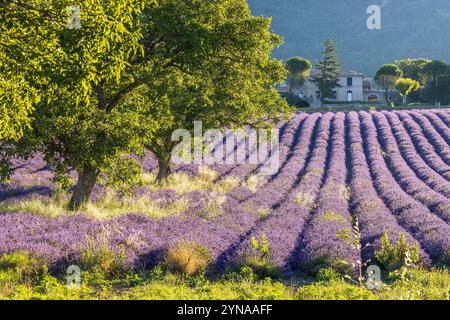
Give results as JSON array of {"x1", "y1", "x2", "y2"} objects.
[
  {"x1": 106, "y1": 71, "x2": 141, "y2": 112},
  {"x1": 92, "y1": 80, "x2": 107, "y2": 110}
]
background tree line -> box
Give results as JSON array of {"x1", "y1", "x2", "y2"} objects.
[
  {"x1": 283, "y1": 40, "x2": 450, "y2": 107},
  {"x1": 375, "y1": 59, "x2": 450, "y2": 106}
]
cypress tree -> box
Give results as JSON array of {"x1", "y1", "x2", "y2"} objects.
[{"x1": 314, "y1": 39, "x2": 341, "y2": 101}]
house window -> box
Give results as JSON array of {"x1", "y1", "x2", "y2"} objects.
[
  {"x1": 315, "y1": 91, "x2": 321, "y2": 99},
  {"x1": 347, "y1": 90, "x2": 353, "y2": 102},
  {"x1": 347, "y1": 77, "x2": 353, "y2": 86}
]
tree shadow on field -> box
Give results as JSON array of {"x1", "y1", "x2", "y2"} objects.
[{"x1": 137, "y1": 248, "x2": 167, "y2": 270}]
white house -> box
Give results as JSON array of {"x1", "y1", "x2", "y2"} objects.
[{"x1": 278, "y1": 70, "x2": 365, "y2": 105}]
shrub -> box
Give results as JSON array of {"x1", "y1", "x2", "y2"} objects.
[
  {"x1": 73, "y1": 238, "x2": 128, "y2": 278},
  {"x1": 0, "y1": 252, "x2": 47, "y2": 298},
  {"x1": 280, "y1": 93, "x2": 311, "y2": 109},
  {"x1": 0, "y1": 251, "x2": 47, "y2": 281},
  {"x1": 281, "y1": 92, "x2": 301, "y2": 106},
  {"x1": 316, "y1": 267, "x2": 343, "y2": 282},
  {"x1": 235, "y1": 234, "x2": 281, "y2": 279},
  {"x1": 375, "y1": 232, "x2": 420, "y2": 271},
  {"x1": 296, "y1": 99, "x2": 310, "y2": 109},
  {"x1": 163, "y1": 242, "x2": 212, "y2": 276}
]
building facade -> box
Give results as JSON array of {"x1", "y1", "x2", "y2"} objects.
[
  {"x1": 364, "y1": 78, "x2": 402, "y2": 103},
  {"x1": 278, "y1": 70, "x2": 365, "y2": 105}
]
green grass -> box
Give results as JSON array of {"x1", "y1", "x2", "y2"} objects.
[
  {"x1": 1, "y1": 252, "x2": 448, "y2": 300},
  {"x1": 2, "y1": 268, "x2": 448, "y2": 300}
]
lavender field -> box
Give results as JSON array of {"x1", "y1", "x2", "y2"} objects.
[{"x1": 1, "y1": 109, "x2": 450, "y2": 278}]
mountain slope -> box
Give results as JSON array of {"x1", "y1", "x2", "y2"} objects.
[{"x1": 248, "y1": 0, "x2": 450, "y2": 75}]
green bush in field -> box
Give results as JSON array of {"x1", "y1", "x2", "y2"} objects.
[
  {"x1": 375, "y1": 232, "x2": 420, "y2": 271},
  {"x1": 0, "y1": 252, "x2": 47, "y2": 298},
  {"x1": 234, "y1": 234, "x2": 282, "y2": 280},
  {"x1": 316, "y1": 268, "x2": 343, "y2": 282},
  {"x1": 72, "y1": 238, "x2": 128, "y2": 279},
  {"x1": 0, "y1": 252, "x2": 47, "y2": 282}
]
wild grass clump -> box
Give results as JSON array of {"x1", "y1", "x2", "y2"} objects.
[
  {"x1": 2, "y1": 166, "x2": 239, "y2": 219},
  {"x1": 0, "y1": 187, "x2": 68, "y2": 218},
  {"x1": 244, "y1": 175, "x2": 265, "y2": 193},
  {"x1": 316, "y1": 267, "x2": 344, "y2": 282},
  {"x1": 162, "y1": 242, "x2": 212, "y2": 276},
  {"x1": 142, "y1": 166, "x2": 239, "y2": 194},
  {"x1": 240, "y1": 203, "x2": 272, "y2": 220},
  {"x1": 71, "y1": 236, "x2": 128, "y2": 279},
  {"x1": 321, "y1": 211, "x2": 347, "y2": 223},
  {"x1": 0, "y1": 190, "x2": 191, "y2": 219},
  {"x1": 378, "y1": 268, "x2": 450, "y2": 300},
  {"x1": 84, "y1": 192, "x2": 191, "y2": 219},
  {"x1": 195, "y1": 191, "x2": 227, "y2": 220},
  {"x1": 234, "y1": 234, "x2": 281, "y2": 279}
]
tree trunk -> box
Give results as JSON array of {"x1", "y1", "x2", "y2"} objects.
[
  {"x1": 156, "y1": 156, "x2": 172, "y2": 182},
  {"x1": 68, "y1": 165, "x2": 99, "y2": 211}
]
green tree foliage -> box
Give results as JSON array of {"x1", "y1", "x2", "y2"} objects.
[
  {"x1": 313, "y1": 39, "x2": 341, "y2": 102},
  {"x1": 395, "y1": 58, "x2": 431, "y2": 85},
  {"x1": 421, "y1": 74, "x2": 450, "y2": 106},
  {"x1": 395, "y1": 78, "x2": 420, "y2": 104},
  {"x1": 421, "y1": 60, "x2": 450, "y2": 106},
  {"x1": 125, "y1": 0, "x2": 290, "y2": 181},
  {"x1": 280, "y1": 93, "x2": 310, "y2": 109},
  {"x1": 395, "y1": 58, "x2": 431, "y2": 102},
  {"x1": 285, "y1": 57, "x2": 312, "y2": 93},
  {"x1": 1, "y1": 0, "x2": 158, "y2": 210},
  {"x1": 0, "y1": 0, "x2": 289, "y2": 209},
  {"x1": 374, "y1": 64, "x2": 403, "y2": 105},
  {"x1": 0, "y1": 0, "x2": 153, "y2": 140}
]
